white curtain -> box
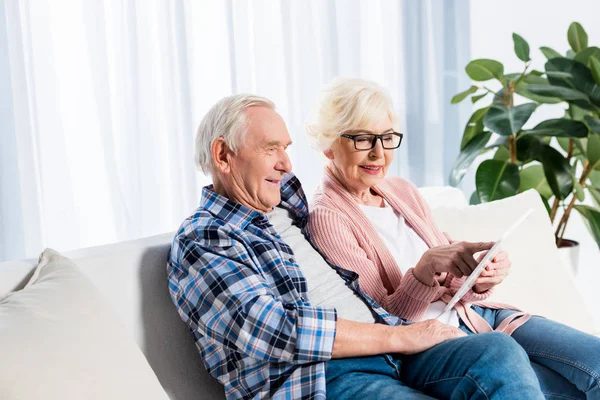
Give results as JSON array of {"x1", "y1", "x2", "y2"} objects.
[{"x1": 0, "y1": 0, "x2": 471, "y2": 262}]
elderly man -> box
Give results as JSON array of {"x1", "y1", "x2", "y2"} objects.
[{"x1": 167, "y1": 94, "x2": 544, "y2": 399}]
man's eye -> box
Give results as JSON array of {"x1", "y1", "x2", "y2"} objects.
[
  {"x1": 383, "y1": 136, "x2": 393, "y2": 142},
  {"x1": 356, "y1": 137, "x2": 371, "y2": 143}
]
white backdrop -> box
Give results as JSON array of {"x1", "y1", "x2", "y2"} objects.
[{"x1": 0, "y1": 0, "x2": 471, "y2": 262}]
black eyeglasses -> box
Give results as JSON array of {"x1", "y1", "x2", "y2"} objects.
[{"x1": 340, "y1": 132, "x2": 404, "y2": 150}]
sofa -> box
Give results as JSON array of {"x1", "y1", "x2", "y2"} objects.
[{"x1": 1, "y1": 186, "x2": 597, "y2": 400}]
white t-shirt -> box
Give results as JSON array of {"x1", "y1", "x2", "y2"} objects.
[
  {"x1": 267, "y1": 206, "x2": 376, "y2": 324},
  {"x1": 359, "y1": 200, "x2": 460, "y2": 327}
]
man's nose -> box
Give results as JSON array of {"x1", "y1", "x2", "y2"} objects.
[{"x1": 277, "y1": 150, "x2": 292, "y2": 173}]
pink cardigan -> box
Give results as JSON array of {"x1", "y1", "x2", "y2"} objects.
[{"x1": 308, "y1": 165, "x2": 529, "y2": 334}]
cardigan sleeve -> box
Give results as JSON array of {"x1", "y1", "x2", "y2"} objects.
[
  {"x1": 308, "y1": 207, "x2": 443, "y2": 322},
  {"x1": 392, "y1": 178, "x2": 494, "y2": 303}
]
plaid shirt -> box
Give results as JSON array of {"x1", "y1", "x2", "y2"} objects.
[{"x1": 167, "y1": 173, "x2": 407, "y2": 399}]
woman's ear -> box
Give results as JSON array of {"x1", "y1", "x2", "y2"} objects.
[
  {"x1": 324, "y1": 148, "x2": 334, "y2": 160},
  {"x1": 212, "y1": 138, "x2": 232, "y2": 174}
]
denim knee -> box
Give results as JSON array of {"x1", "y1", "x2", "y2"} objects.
[{"x1": 479, "y1": 332, "x2": 530, "y2": 367}]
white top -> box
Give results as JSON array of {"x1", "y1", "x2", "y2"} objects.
[
  {"x1": 267, "y1": 206, "x2": 376, "y2": 324},
  {"x1": 359, "y1": 200, "x2": 460, "y2": 327}
]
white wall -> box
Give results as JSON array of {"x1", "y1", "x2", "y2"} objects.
[{"x1": 469, "y1": 0, "x2": 600, "y2": 326}]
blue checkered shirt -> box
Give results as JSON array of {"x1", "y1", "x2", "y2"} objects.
[{"x1": 167, "y1": 173, "x2": 407, "y2": 399}]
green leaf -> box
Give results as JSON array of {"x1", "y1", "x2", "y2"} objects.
[
  {"x1": 590, "y1": 57, "x2": 600, "y2": 85},
  {"x1": 590, "y1": 169, "x2": 600, "y2": 186},
  {"x1": 451, "y1": 85, "x2": 478, "y2": 104},
  {"x1": 540, "y1": 145, "x2": 574, "y2": 199},
  {"x1": 486, "y1": 135, "x2": 509, "y2": 150},
  {"x1": 588, "y1": 133, "x2": 600, "y2": 170},
  {"x1": 574, "y1": 47, "x2": 600, "y2": 66},
  {"x1": 557, "y1": 137, "x2": 586, "y2": 156},
  {"x1": 469, "y1": 191, "x2": 481, "y2": 205},
  {"x1": 530, "y1": 70, "x2": 544, "y2": 77},
  {"x1": 525, "y1": 84, "x2": 590, "y2": 103},
  {"x1": 522, "y1": 119, "x2": 588, "y2": 138},
  {"x1": 539, "y1": 193, "x2": 552, "y2": 216},
  {"x1": 517, "y1": 135, "x2": 546, "y2": 163},
  {"x1": 460, "y1": 106, "x2": 490, "y2": 150},
  {"x1": 545, "y1": 57, "x2": 600, "y2": 108},
  {"x1": 466, "y1": 59, "x2": 504, "y2": 82},
  {"x1": 546, "y1": 71, "x2": 575, "y2": 79},
  {"x1": 515, "y1": 87, "x2": 562, "y2": 104},
  {"x1": 566, "y1": 50, "x2": 577, "y2": 59},
  {"x1": 483, "y1": 102, "x2": 537, "y2": 136},
  {"x1": 519, "y1": 165, "x2": 553, "y2": 199},
  {"x1": 449, "y1": 131, "x2": 493, "y2": 186},
  {"x1": 513, "y1": 33, "x2": 531, "y2": 62},
  {"x1": 589, "y1": 186, "x2": 600, "y2": 208},
  {"x1": 568, "y1": 104, "x2": 592, "y2": 121},
  {"x1": 573, "y1": 205, "x2": 600, "y2": 249},
  {"x1": 540, "y1": 46, "x2": 562, "y2": 60},
  {"x1": 476, "y1": 160, "x2": 520, "y2": 203},
  {"x1": 584, "y1": 115, "x2": 600, "y2": 134},
  {"x1": 471, "y1": 93, "x2": 488, "y2": 104},
  {"x1": 515, "y1": 76, "x2": 562, "y2": 104},
  {"x1": 568, "y1": 22, "x2": 588, "y2": 52},
  {"x1": 493, "y1": 146, "x2": 511, "y2": 161},
  {"x1": 575, "y1": 182, "x2": 586, "y2": 201}
]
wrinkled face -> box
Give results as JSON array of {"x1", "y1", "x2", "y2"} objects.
[
  {"x1": 227, "y1": 107, "x2": 292, "y2": 212},
  {"x1": 326, "y1": 116, "x2": 395, "y2": 193}
]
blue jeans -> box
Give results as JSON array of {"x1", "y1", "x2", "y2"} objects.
[
  {"x1": 326, "y1": 331, "x2": 545, "y2": 399},
  {"x1": 461, "y1": 306, "x2": 600, "y2": 400}
]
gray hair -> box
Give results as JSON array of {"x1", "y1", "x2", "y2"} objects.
[
  {"x1": 195, "y1": 94, "x2": 275, "y2": 174},
  {"x1": 306, "y1": 77, "x2": 399, "y2": 151}
]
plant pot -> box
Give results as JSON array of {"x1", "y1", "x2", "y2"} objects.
[{"x1": 557, "y1": 239, "x2": 580, "y2": 276}]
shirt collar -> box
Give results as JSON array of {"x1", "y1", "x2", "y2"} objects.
[{"x1": 199, "y1": 172, "x2": 309, "y2": 229}]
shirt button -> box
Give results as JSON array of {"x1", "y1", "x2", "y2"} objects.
[{"x1": 289, "y1": 258, "x2": 295, "y2": 264}]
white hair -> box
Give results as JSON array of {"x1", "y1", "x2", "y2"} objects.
[
  {"x1": 305, "y1": 77, "x2": 399, "y2": 151},
  {"x1": 195, "y1": 94, "x2": 275, "y2": 174}
]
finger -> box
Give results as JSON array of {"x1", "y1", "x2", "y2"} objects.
[
  {"x1": 461, "y1": 251, "x2": 479, "y2": 273},
  {"x1": 453, "y1": 256, "x2": 473, "y2": 277},
  {"x1": 478, "y1": 268, "x2": 495, "y2": 277},
  {"x1": 475, "y1": 276, "x2": 503, "y2": 286},
  {"x1": 493, "y1": 251, "x2": 508, "y2": 262},
  {"x1": 464, "y1": 241, "x2": 495, "y2": 253}
]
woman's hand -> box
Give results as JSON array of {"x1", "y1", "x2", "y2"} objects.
[
  {"x1": 472, "y1": 250, "x2": 511, "y2": 293},
  {"x1": 413, "y1": 241, "x2": 495, "y2": 286}
]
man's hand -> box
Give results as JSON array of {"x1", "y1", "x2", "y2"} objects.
[
  {"x1": 472, "y1": 250, "x2": 511, "y2": 293},
  {"x1": 413, "y1": 241, "x2": 495, "y2": 286},
  {"x1": 392, "y1": 319, "x2": 467, "y2": 355}
]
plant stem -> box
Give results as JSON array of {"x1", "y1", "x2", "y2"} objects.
[
  {"x1": 550, "y1": 197, "x2": 560, "y2": 222},
  {"x1": 482, "y1": 86, "x2": 505, "y2": 101},
  {"x1": 555, "y1": 160, "x2": 592, "y2": 246},
  {"x1": 513, "y1": 62, "x2": 531, "y2": 86}
]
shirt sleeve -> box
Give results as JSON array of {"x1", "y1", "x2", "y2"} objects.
[{"x1": 168, "y1": 234, "x2": 337, "y2": 365}]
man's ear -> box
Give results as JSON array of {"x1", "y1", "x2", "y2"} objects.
[{"x1": 212, "y1": 137, "x2": 232, "y2": 174}]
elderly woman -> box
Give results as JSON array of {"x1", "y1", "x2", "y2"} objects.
[{"x1": 306, "y1": 77, "x2": 600, "y2": 399}]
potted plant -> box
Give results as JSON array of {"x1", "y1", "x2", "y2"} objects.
[{"x1": 449, "y1": 22, "x2": 600, "y2": 270}]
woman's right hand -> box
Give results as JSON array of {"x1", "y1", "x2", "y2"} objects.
[{"x1": 413, "y1": 241, "x2": 495, "y2": 286}]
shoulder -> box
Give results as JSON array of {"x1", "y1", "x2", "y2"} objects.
[{"x1": 171, "y1": 208, "x2": 243, "y2": 263}]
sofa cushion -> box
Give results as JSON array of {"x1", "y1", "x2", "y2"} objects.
[
  {"x1": 0, "y1": 249, "x2": 170, "y2": 400},
  {"x1": 429, "y1": 189, "x2": 595, "y2": 333}
]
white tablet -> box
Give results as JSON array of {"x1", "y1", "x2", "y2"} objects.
[{"x1": 438, "y1": 208, "x2": 535, "y2": 316}]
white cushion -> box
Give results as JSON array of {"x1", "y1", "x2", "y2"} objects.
[
  {"x1": 0, "y1": 249, "x2": 170, "y2": 400},
  {"x1": 429, "y1": 189, "x2": 596, "y2": 333}
]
